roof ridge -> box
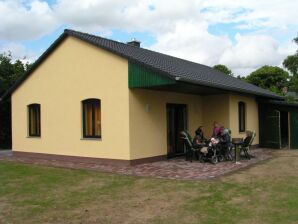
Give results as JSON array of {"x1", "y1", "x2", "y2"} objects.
[
  {"x1": 64, "y1": 29, "x2": 143, "y2": 49},
  {"x1": 64, "y1": 29, "x2": 217, "y2": 70},
  {"x1": 1, "y1": 29, "x2": 283, "y2": 100},
  {"x1": 64, "y1": 29, "x2": 271, "y2": 92}
]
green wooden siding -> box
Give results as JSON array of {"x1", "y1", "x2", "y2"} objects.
[
  {"x1": 259, "y1": 103, "x2": 298, "y2": 149},
  {"x1": 290, "y1": 111, "x2": 298, "y2": 149},
  {"x1": 259, "y1": 105, "x2": 281, "y2": 149},
  {"x1": 128, "y1": 62, "x2": 176, "y2": 88}
]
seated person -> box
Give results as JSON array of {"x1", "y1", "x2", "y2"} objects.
[
  {"x1": 212, "y1": 121, "x2": 221, "y2": 138},
  {"x1": 195, "y1": 126, "x2": 207, "y2": 141},
  {"x1": 193, "y1": 126, "x2": 207, "y2": 149},
  {"x1": 219, "y1": 126, "x2": 233, "y2": 149}
]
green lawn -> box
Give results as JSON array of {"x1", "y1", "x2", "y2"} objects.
[{"x1": 1, "y1": 151, "x2": 298, "y2": 224}]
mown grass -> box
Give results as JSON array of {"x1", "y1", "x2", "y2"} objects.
[{"x1": 1, "y1": 151, "x2": 298, "y2": 224}]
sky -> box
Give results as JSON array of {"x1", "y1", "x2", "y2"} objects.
[{"x1": 0, "y1": 0, "x2": 298, "y2": 76}]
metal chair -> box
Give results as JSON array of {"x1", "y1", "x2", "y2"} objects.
[
  {"x1": 240, "y1": 131, "x2": 256, "y2": 159},
  {"x1": 180, "y1": 131, "x2": 199, "y2": 162}
]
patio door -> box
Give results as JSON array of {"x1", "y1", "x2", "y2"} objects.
[
  {"x1": 167, "y1": 103, "x2": 187, "y2": 157},
  {"x1": 259, "y1": 108, "x2": 281, "y2": 149}
]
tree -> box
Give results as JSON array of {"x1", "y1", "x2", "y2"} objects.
[
  {"x1": 288, "y1": 75, "x2": 298, "y2": 92},
  {"x1": 0, "y1": 52, "x2": 30, "y2": 149},
  {"x1": 213, "y1": 64, "x2": 233, "y2": 76},
  {"x1": 283, "y1": 55, "x2": 298, "y2": 76},
  {"x1": 283, "y1": 35, "x2": 298, "y2": 92},
  {"x1": 245, "y1": 65, "x2": 289, "y2": 95}
]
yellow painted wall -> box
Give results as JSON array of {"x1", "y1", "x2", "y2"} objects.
[
  {"x1": 129, "y1": 92, "x2": 260, "y2": 159},
  {"x1": 129, "y1": 89, "x2": 203, "y2": 160},
  {"x1": 201, "y1": 94, "x2": 259, "y2": 144},
  {"x1": 11, "y1": 36, "x2": 131, "y2": 160},
  {"x1": 11, "y1": 35, "x2": 260, "y2": 161},
  {"x1": 202, "y1": 94, "x2": 230, "y2": 137},
  {"x1": 228, "y1": 94, "x2": 259, "y2": 144}
]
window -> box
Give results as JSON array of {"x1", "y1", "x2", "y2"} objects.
[
  {"x1": 238, "y1": 102, "x2": 246, "y2": 132},
  {"x1": 28, "y1": 104, "x2": 41, "y2": 137},
  {"x1": 82, "y1": 99, "x2": 101, "y2": 138}
]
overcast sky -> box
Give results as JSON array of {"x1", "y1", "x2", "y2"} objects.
[{"x1": 0, "y1": 0, "x2": 298, "y2": 76}]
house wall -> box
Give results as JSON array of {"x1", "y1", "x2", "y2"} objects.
[
  {"x1": 228, "y1": 94, "x2": 259, "y2": 145},
  {"x1": 200, "y1": 94, "x2": 259, "y2": 144},
  {"x1": 128, "y1": 91, "x2": 260, "y2": 160},
  {"x1": 11, "y1": 36, "x2": 131, "y2": 160},
  {"x1": 202, "y1": 94, "x2": 230, "y2": 137},
  {"x1": 11, "y1": 35, "x2": 260, "y2": 162},
  {"x1": 129, "y1": 89, "x2": 203, "y2": 160}
]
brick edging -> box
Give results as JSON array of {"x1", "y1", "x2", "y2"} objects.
[{"x1": 13, "y1": 151, "x2": 166, "y2": 166}]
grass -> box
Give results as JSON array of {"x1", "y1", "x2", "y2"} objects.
[{"x1": 1, "y1": 151, "x2": 298, "y2": 224}]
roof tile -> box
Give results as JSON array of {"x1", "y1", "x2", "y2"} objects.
[{"x1": 65, "y1": 29, "x2": 282, "y2": 99}]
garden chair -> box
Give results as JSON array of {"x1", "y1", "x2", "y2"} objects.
[
  {"x1": 240, "y1": 131, "x2": 256, "y2": 160},
  {"x1": 180, "y1": 131, "x2": 199, "y2": 162}
]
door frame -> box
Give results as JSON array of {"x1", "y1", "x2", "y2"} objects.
[
  {"x1": 166, "y1": 103, "x2": 188, "y2": 157},
  {"x1": 276, "y1": 110, "x2": 281, "y2": 149}
]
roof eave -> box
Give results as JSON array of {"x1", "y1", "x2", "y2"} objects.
[
  {"x1": 177, "y1": 78, "x2": 283, "y2": 100},
  {"x1": 0, "y1": 29, "x2": 283, "y2": 102}
]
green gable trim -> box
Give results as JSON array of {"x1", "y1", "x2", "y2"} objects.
[{"x1": 129, "y1": 62, "x2": 176, "y2": 88}]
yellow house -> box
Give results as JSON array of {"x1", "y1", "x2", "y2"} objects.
[{"x1": 1, "y1": 29, "x2": 285, "y2": 165}]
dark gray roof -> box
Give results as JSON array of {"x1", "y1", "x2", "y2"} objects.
[
  {"x1": 1, "y1": 29, "x2": 283, "y2": 100},
  {"x1": 259, "y1": 99, "x2": 298, "y2": 108},
  {"x1": 64, "y1": 30, "x2": 283, "y2": 99}
]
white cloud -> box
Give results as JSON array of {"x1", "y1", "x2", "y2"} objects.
[
  {"x1": 0, "y1": 0, "x2": 297, "y2": 76},
  {"x1": 219, "y1": 34, "x2": 285, "y2": 75},
  {"x1": 200, "y1": 0, "x2": 298, "y2": 29},
  {"x1": 220, "y1": 34, "x2": 297, "y2": 76},
  {"x1": 150, "y1": 24, "x2": 297, "y2": 76},
  {"x1": 0, "y1": 42, "x2": 38, "y2": 63},
  {"x1": 53, "y1": 0, "x2": 202, "y2": 34},
  {"x1": 151, "y1": 20, "x2": 231, "y2": 66},
  {"x1": 0, "y1": 0, "x2": 57, "y2": 41}
]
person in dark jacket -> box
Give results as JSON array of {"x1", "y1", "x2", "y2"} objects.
[
  {"x1": 193, "y1": 126, "x2": 207, "y2": 148},
  {"x1": 219, "y1": 126, "x2": 232, "y2": 149}
]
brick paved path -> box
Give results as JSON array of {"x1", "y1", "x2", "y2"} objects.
[
  {"x1": 0, "y1": 149, "x2": 273, "y2": 180},
  {"x1": 0, "y1": 150, "x2": 12, "y2": 156}
]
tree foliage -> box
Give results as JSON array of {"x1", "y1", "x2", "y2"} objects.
[
  {"x1": 283, "y1": 35, "x2": 298, "y2": 92},
  {"x1": 0, "y1": 52, "x2": 29, "y2": 149},
  {"x1": 213, "y1": 64, "x2": 233, "y2": 76},
  {"x1": 288, "y1": 75, "x2": 298, "y2": 92},
  {"x1": 245, "y1": 65, "x2": 289, "y2": 95},
  {"x1": 283, "y1": 55, "x2": 298, "y2": 77}
]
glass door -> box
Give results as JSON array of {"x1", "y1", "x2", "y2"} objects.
[{"x1": 167, "y1": 104, "x2": 188, "y2": 157}]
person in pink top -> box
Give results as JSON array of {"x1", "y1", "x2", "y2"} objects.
[{"x1": 212, "y1": 121, "x2": 221, "y2": 137}]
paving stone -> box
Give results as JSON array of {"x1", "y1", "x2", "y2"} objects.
[{"x1": 0, "y1": 149, "x2": 273, "y2": 180}]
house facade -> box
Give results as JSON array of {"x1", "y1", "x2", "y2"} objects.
[{"x1": 3, "y1": 29, "x2": 295, "y2": 164}]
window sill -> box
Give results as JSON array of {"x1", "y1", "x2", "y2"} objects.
[
  {"x1": 27, "y1": 136, "x2": 41, "y2": 139},
  {"x1": 80, "y1": 138, "x2": 102, "y2": 141}
]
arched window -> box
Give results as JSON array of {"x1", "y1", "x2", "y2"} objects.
[
  {"x1": 82, "y1": 99, "x2": 101, "y2": 138},
  {"x1": 238, "y1": 102, "x2": 246, "y2": 132},
  {"x1": 28, "y1": 104, "x2": 41, "y2": 137}
]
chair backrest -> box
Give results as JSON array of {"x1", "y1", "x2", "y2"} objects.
[
  {"x1": 180, "y1": 131, "x2": 193, "y2": 148},
  {"x1": 243, "y1": 130, "x2": 256, "y2": 147},
  {"x1": 248, "y1": 131, "x2": 256, "y2": 146}
]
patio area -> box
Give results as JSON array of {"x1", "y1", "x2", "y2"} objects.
[{"x1": 0, "y1": 148, "x2": 273, "y2": 180}]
